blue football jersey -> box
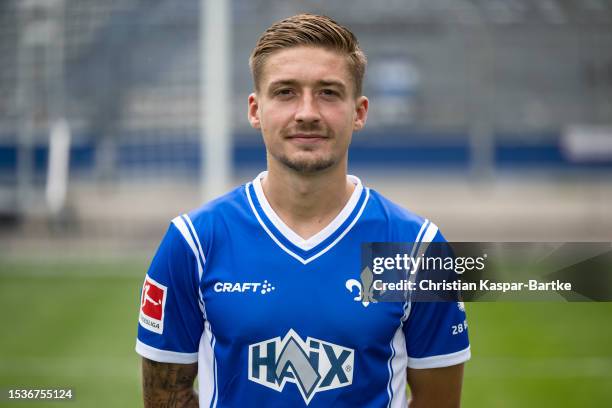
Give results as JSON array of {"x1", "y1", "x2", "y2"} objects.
[{"x1": 136, "y1": 172, "x2": 470, "y2": 407}]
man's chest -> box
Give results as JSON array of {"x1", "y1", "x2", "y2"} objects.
[{"x1": 199, "y1": 239, "x2": 404, "y2": 351}]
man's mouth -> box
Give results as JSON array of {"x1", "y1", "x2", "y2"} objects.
[{"x1": 287, "y1": 133, "x2": 328, "y2": 142}]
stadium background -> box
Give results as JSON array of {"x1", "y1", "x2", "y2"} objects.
[{"x1": 1, "y1": 0, "x2": 611, "y2": 406}]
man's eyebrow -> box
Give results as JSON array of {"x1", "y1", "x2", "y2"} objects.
[
  {"x1": 318, "y1": 80, "x2": 346, "y2": 90},
  {"x1": 267, "y1": 79, "x2": 347, "y2": 90},
  {"x1": 268, "y1": 79, "x2": 299, "y2": 89}
]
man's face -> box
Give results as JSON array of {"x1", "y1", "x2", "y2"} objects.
[{"x1": 248, "y1": 46, "x2": 368, "y2": 174}]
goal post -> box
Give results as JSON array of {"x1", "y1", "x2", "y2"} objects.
[{"x1": 200, "y1": 0, "x2": 232, "y2": 202}]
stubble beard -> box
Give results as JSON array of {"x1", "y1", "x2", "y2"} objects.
[
  {"x1": 276, "y1": 151, "x2": 337, "y2": 174},
  {"x1": 272, "y1": 124, "x2": 339, "y2": 174}
]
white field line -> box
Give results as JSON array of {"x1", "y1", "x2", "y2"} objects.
[
  {"x1": 1, "y1": 356, "x2": 611, "y2": 379},
  {"x1": 0, "y1": 356, "x2": 140, "y2": 380},
  {"x1": 0, "y1": 263, "x2": 145, "y2": 279},
  {"x1": 465, "y1": 356, "x2": 612, "y2": 378}
]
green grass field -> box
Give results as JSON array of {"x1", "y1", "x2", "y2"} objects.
[{"x1": 1, "y1": 258, "x2": 611, "y2": 407}]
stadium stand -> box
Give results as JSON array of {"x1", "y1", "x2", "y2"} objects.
[{"x1": 0, "y1": 0, "x2": 611, "y2": 246}]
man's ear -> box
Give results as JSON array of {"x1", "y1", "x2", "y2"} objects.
[
  {"x1": 353, "y1": 96, "x2": 369, "y2": 131},
  {"x1": 248, "y1": 93, "x2": 261, "y2": 129}
]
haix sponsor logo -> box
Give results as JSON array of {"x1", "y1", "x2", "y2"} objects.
[
  {"x1": 214, "y1": 280, "x2": 275, "y2": 295},
  {"x1": 139, "y1": 276, "x2": 167, "y2": 334},
  {"x1": 248, "y1": 330, "x2": 354, "y2": 405}
]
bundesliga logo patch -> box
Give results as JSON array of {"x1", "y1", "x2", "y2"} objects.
[{"x1": 139, "y1": 275, "x2": 167, "y2": 334}]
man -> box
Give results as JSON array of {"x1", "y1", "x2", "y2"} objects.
[{"x1": 136, "y1": 13, "x2": 470, "y2": 407}]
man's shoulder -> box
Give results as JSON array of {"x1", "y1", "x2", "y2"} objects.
[
  {"x1": 366, "y1": 188, "x2": 425, "y2": 226},
  {"x1": 187, "y1": 184, "x2": 247, "y2": 221},
  {"x1": 166, "y1": 184, "x2": 250, "y2": 240},
  {"x1": 365, "y1": 188, "x2": 444, "y2": 241}
]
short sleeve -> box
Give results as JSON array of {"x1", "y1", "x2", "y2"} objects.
[
  {"x1": 135, "y1": 222, "x2": 205, "y2": 364},
  {"x1": 403, "y1": 300, "x2": 470, "y2": 369},
  {"x1": 402, "y1": 229, "x2": 471, "y2": 369}
]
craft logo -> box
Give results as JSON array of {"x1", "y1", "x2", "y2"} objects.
[
  {"x1": 248, "y1": 329, "x2": 354, "y2": 405},
  {"x1": 213, "y1": 280, "x2": 276, "y2": 295},
  {"x1": 139, "y1": 276, "x2": 167, "y2": 334}
]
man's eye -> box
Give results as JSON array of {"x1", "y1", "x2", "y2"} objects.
[
  {"x1": 321, "y1": 89, "x2": 339, "y2": 97},
  {"x1": 275, "y1": 89, "x2": 294, "y2": 96}
]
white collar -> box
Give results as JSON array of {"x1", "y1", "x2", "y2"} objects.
[{"x1": 252, "y1": 171, "x2": 364, "y2": 251}]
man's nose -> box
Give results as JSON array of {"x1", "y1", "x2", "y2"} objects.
[{"x1": 294, "y1": 93, "x2": 320, "y2": 124}]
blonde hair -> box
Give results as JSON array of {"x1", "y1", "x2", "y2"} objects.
[{"x1": 249, "y1": 13, "x2": 367, "y2": 96}]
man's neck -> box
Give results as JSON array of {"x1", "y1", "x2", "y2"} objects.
[{"x1": 261, "y1": 161, "x2": 355, "y2": 240}]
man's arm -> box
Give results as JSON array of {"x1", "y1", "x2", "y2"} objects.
[
  {"x1": 406, "y1": 363, "x2": 464, "y2": 408},
  {"x1": 142, "y1": 357, "x2": 198, "y2": 408}
]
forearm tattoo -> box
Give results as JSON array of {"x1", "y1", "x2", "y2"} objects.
[{"x1": 142, "y1": 358, "x2": 198, "y2": 408}]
